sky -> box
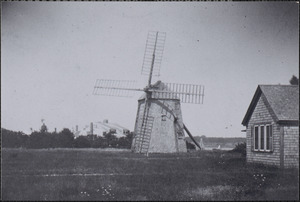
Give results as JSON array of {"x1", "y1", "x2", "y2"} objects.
[{"x1": 1, "y1": 1, "x2": 299, "y2": 137}]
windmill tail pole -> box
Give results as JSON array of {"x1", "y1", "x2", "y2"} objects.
[{"x1": 183, "y1": 124, "x2": 201, "y2": 150}]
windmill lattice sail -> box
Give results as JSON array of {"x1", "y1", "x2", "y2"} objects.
[
  {"x1": 93, "y1": 31, "x2": 205, "y2": 154},
  {"x1": 93, "y1": 79, "x2": 139, "y2": 97},
  {"x1": 151, "y1": 82, "x2": 204, "y2": 104},
  {"x1": 141, "y1": 31, "x2": 166, "y2": 78}
]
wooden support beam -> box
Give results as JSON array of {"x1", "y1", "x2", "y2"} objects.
[{"x1": 183, "y1": 124, "x2": 201, "y2": 150}]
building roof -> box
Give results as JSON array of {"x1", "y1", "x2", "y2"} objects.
[
  {"x1": 73, "y1": 121, "x2": 130, "y2": 138},
  {"x1": 242, "y1": 85, "x2": 299, "y2": 126}
]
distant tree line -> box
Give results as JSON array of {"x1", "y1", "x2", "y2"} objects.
[
  {"x1": 185, "y1": 135, "x2": 246, "y2": 148},
  {"x1": 199, "y1": 136, "x2": 246, "y2": 145},
  {"x1": 1, "y1": 128, "x2": 133, "y2": 149}
]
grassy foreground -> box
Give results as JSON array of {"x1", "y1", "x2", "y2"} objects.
[{"x1": 1, "y1": 148, "x2": 299, "y2": 201}]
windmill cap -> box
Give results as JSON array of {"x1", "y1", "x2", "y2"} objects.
[{"x1": 138, "y1": 80, "x2": 180, "y2": 101}]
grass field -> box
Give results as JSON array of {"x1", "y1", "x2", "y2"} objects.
[{"x1": 2, "y1": 148, "x2": 299, "y2": 201}]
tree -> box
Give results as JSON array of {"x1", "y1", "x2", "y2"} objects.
[
  {"x1": 2, "y1": 128, "x2": 29, "y2": 148},
  {"x1": 230, "y1": 142, "x2": 246, "y2": 157},
  {"x1": 28, "y1": 131, "x2": 52, "y2": 148},
  {"x1": 57, "y1": 128, "x2": 74, "y2": 148},
  {"x1": 289, "y1": 75, "x2": 299, "y2": 85},
  {"x1": 74, "y1": 136, "x2": 91, "y2": 148},
  {"x1": 103, "y1": 131, "x2": 119, "y2": 147},
  {"x1": 91, "y1": 136, "x2": 105, "y2": 148}
]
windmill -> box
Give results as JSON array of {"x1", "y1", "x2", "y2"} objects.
[{"x1": 93, "y1": 31, "x2": 204, "y2": 154}]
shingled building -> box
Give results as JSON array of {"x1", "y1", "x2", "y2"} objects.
[{"x1": 242, "y1": 85, "x2": 299, "y2": 168}]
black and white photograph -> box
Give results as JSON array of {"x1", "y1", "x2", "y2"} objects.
[{"x1": 1, "y1": 1, "x2": 299, "y2": 201}]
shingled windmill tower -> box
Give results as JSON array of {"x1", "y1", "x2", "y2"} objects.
[{"x1": 93, "y1": 31, "x2": 204, "y2": 154}]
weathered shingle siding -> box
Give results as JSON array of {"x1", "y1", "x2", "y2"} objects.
[
  {"x1": 132, "y1": 99, "x2": 187, "y2": 153},
  {"x1": 284, "y1": 126, "x2": 299, "y2": 168},
  {"x1": 246, "y1": 95, "x2": 281, "y2": 166}
]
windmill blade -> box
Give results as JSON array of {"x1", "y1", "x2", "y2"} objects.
[
  {"x1": 150, "y1": 83, "x2": 205, "y2": 104},
  {"x1": 93, "y1": 79, "x2": 143, "y2": 97},
  {"x1": 141, "y1": 31, "x2": 166, "y2": 78}
]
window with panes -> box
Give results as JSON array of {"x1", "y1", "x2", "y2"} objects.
[{"x1": 253, "y1": 124, "x2": 273, "y2": 152}]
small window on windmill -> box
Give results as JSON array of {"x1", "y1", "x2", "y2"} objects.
[
  {"x1": 161, "y1": 114, "x2": 166, "y2": 121},
  {"x1": 177, "y1": 131, "x2": 184, "y2": 139}
]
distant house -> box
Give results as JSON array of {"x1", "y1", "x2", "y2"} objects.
[
  {"x1": 242, "y1": 85, "x2": 299, "y2": 168},
  {"x1": 73, "y1": 120, "x2": 130, "y2": 138}
]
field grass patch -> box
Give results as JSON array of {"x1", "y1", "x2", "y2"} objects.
[{"x1": 2, "y1": 148, "x2": 298, "y2": 201}]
